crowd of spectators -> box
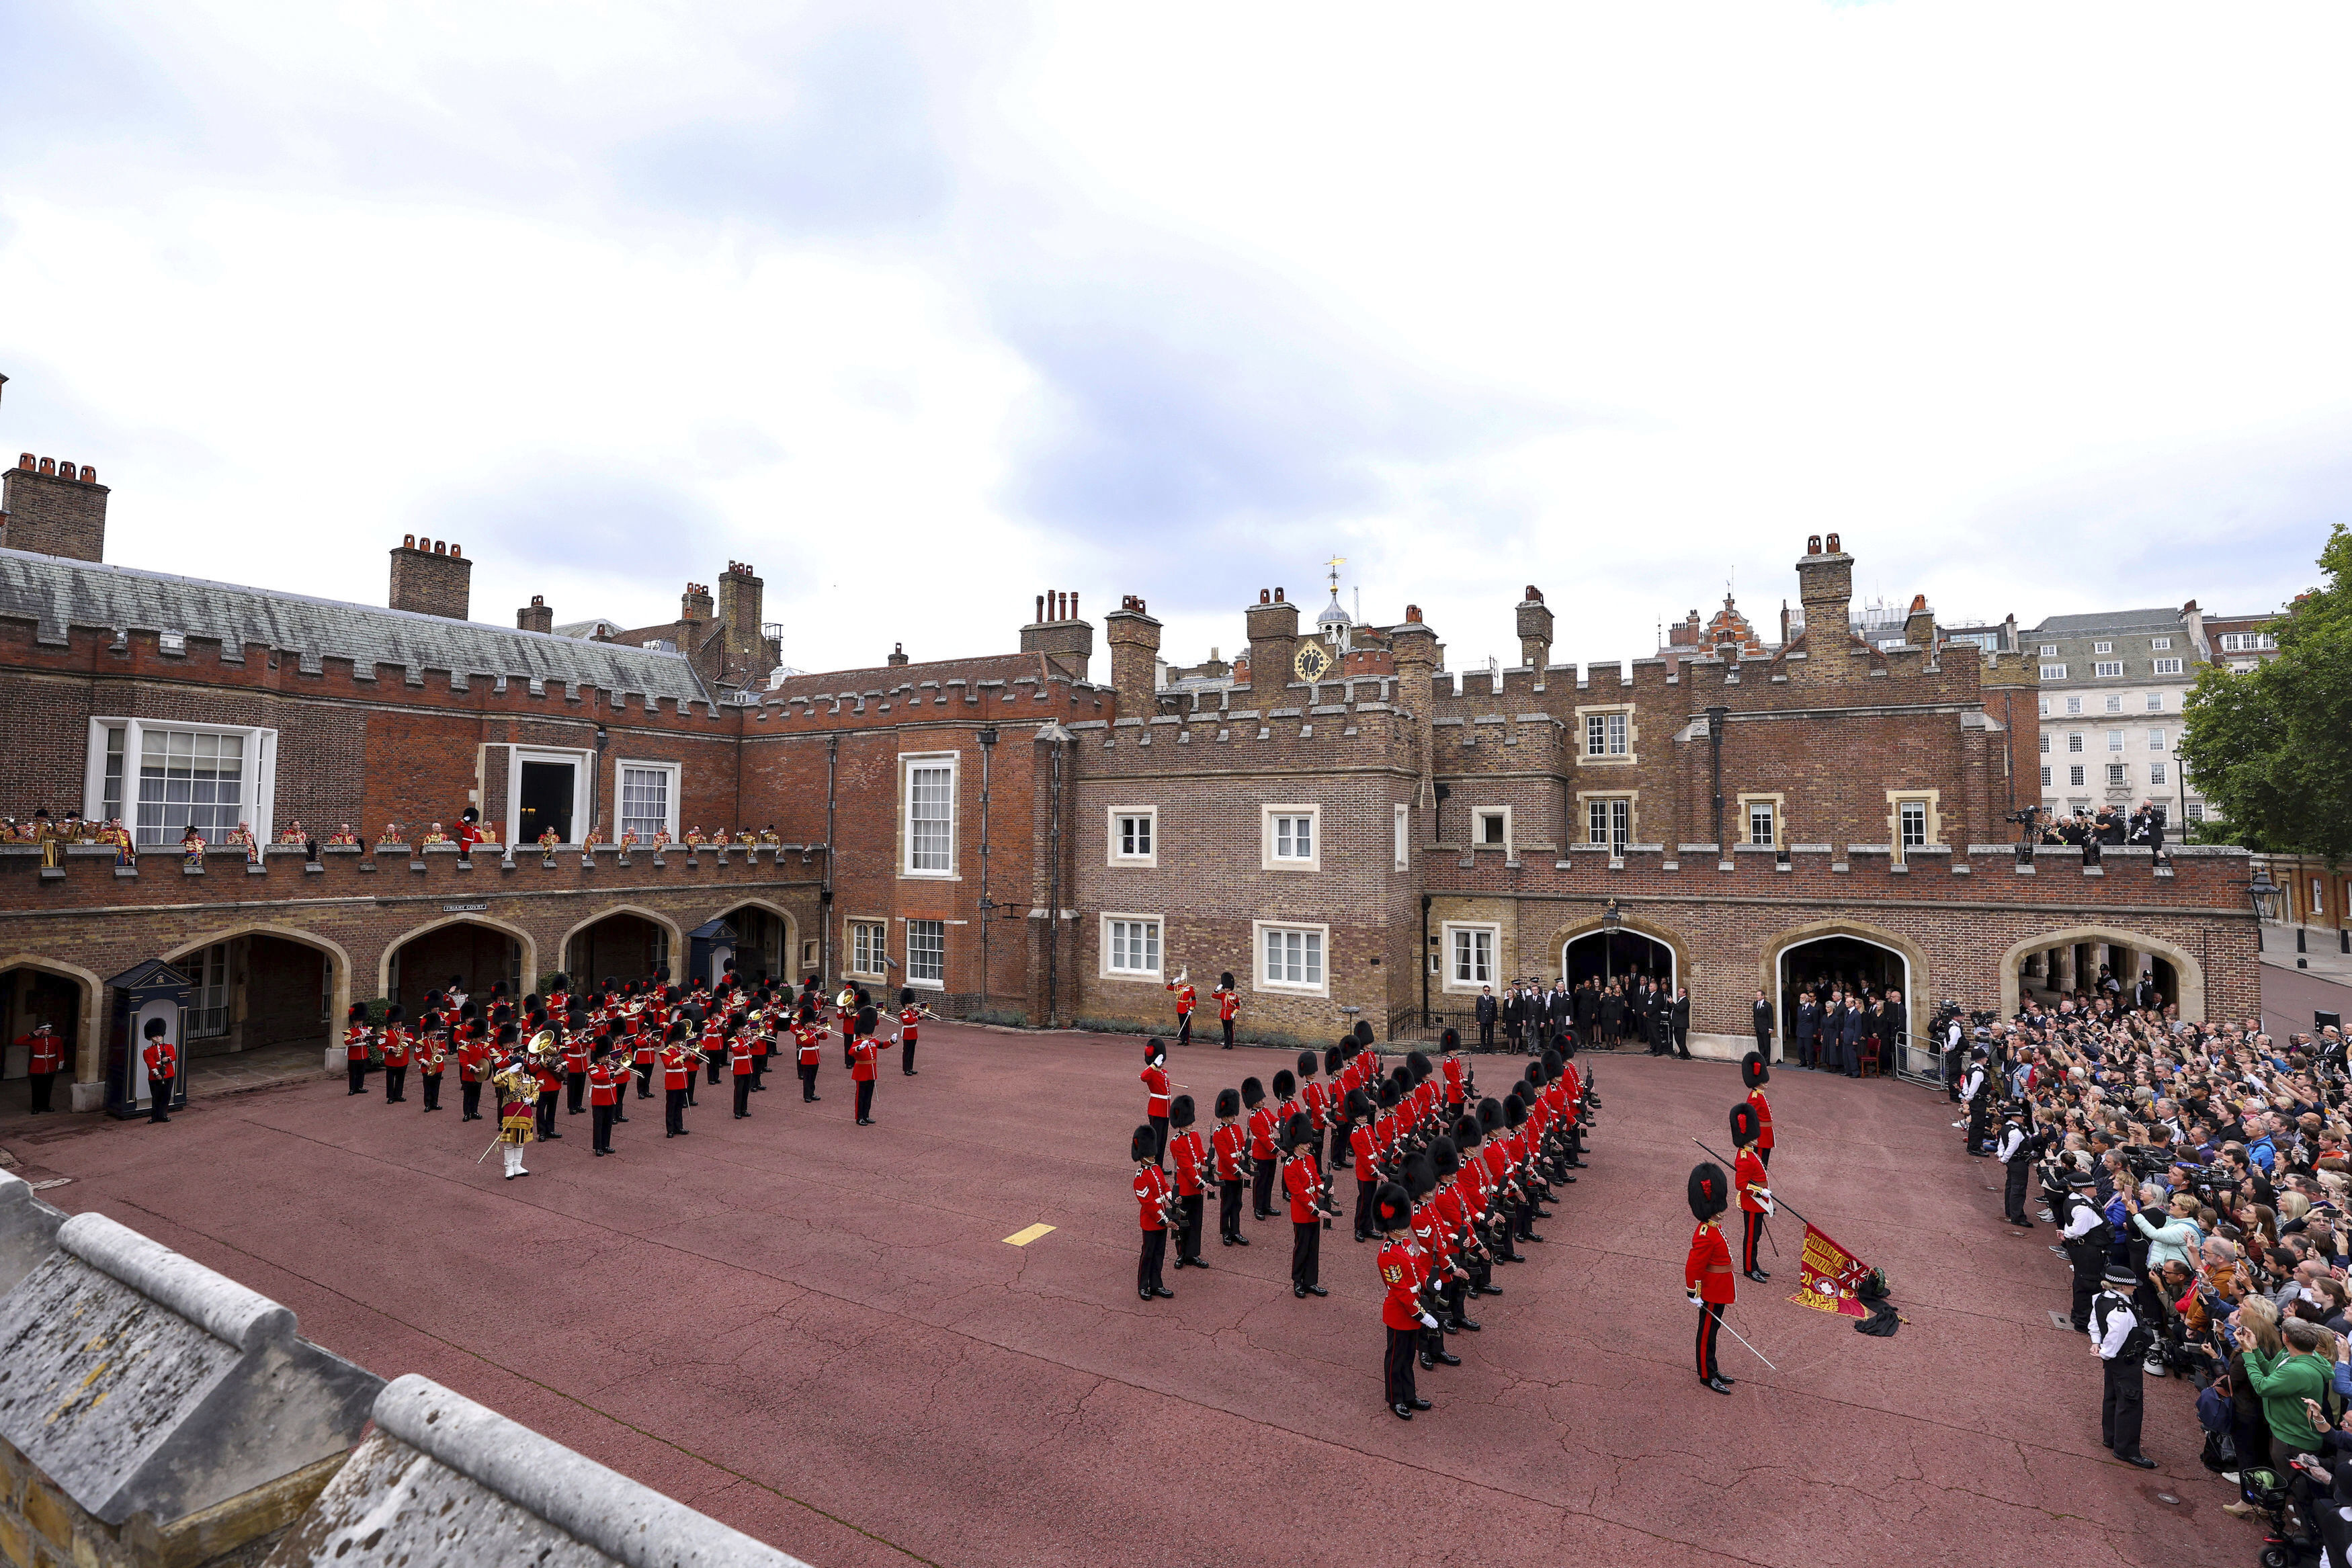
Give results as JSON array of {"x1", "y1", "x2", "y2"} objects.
[{"x1": 1959, "y1": 988, "x2": 2352, "y2": 1547}]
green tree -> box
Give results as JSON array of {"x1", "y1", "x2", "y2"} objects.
[{"x1": 2178, "y1": 523, "x2": 2352, "y2": 863}]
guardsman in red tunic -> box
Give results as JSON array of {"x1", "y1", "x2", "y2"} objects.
[
  {"x1": 589, "y1": 1047, "x2": 622, "y2": 1153},
  {"x1": 530, "y1": 1028, "x2": 564, "y2": 1141},
  {"x1": 1347, "y1": 1088, "x2": 1383, "y2": 1242},
  {"x1": 1376, "y1": 1181, "x2": 1433, "y2": 1418},
  {"x1": 1404, "y1": 1157, "x2": 1461, "y2": 1370},
  {"x1": 729, "y1": 1027, "x2": 755, "y2": 1119},
  {"x1": 1439, "y1": 1029, "x2": 1468, "y2": 1116},
  {"x1": 1213, "y1": 971, "x2": 1239, "y2": 1049},
  {"x1": 1298, "y1": 1050, "x2": 1330, "y2": 1173},
  {"x1": 1210, "y1": 1088, "x2": 1249, "y2": 1248},
  {"x1": 380, "y1": 1007, "x2": 411, "y2": 1104},
  {"x1": 795, "y1": 1006, "x2": 823, "y2": 1102},
  {"x1": 896, "y1": 987, "x2": 921, "y2": 1076},
  {"x1": 1163, "y1": 971, "x2": 1198, "y2": 1048},
  {"x1": 632, "y1": 1019, "x2": 659, "y2": 1101},
  {"x1": 1140, "y1": 1041, "x2": 1172, "y2": 1164},
  {"x1": 1685, "y1": 1162, "x2": 1737, "y2": 1393},
  {"x1": 1283, "y1": 1113, "x2": 1335, "y2": 1298},
  {"x1": 21, "y1": 1021, "x2": 63, "y2": 1114},
  {"x1": 1243, "y1": 1077, "x2": 1277, "y2": 1219},
  {"x1": 1731, "y1": 1102, "x2": 1773, "y2": 1283},
  {"x1": 562, "y1": 1025, "x2": 590, "y2": 1115},
  {"x1": 1133, "y1": 1125, "x2": 1174, "y2": 1300},
  {"x1": 140, "y1": 1017, "x2": 177, "y2": 1123},
  {"x1": 850, "y1": 1005, "x2": 881, "y2": 1124},
  {"x1": 1166, "y1": 1094, "x2": 1209, "y2": 1269},
  {"x1": 457, "y1": 1032, "x2": 488, "y2": 1121},
  {"x1": 661, "y1": 1031, "x2": 695, "y2": 1137},
  {"x1": 416, "y1": 1024, "x2": 447, "y2": 1113},
  {"x1": 1742, "y1": 1050, "x2": 1775, "y2": 1169},
  {"x1": 1429, "y1": 1139, "x2": 1484, "y2": 1332},
  {"x1": 345, "y1": 1003, "x2": 373, "y2": 1096}
]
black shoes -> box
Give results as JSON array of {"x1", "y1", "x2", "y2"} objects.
[
  {"x1": 1409, "y1": 1397, "x2": 1431, "y2": 1411},
  {"x1": 1230, "y1": 1233, "x2": 1250, "y2": 1246},
  {"x1": 857, "y1": 1117, "x2": 874, "y2": 1125},
  {"x1": 1476, "y1": 1283, "x2": 1502, "y2": 1297},
  {"x1": 1452, "y1": 1316, "x2": 1482, "y2": 1332},
  {"x1": 1703, "y1": 1376, "x2": 1734, "y2": 1395},
  {"x1": 1303, "y1": 1284, "x2": 1327, "y2": 1297},
  {"x1": 1421, "y1": 1349, "x2": 1461, "y2": 1368},
  {"x1": 1152, "y1": 1287, "x2": 1175, "y2": 1299},
  {"x1": 2117, "y1": 1451, "x2": 2156, "y2": 1469},
  {"x1": 1391, "y1": 1402, "x2": 1415, "y2": 1420},
  {"x1": 1744, "y1": 1270, "x2": 1770, "y2": 1284}
]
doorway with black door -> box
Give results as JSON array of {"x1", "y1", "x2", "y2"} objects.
[{"x1": 517, "y1": 759, "x2": 576, "y2": 846}]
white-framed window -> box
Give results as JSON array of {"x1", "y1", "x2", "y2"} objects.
[
  {"x1": 2040, "y1": 765, "x2": 2053, "y2": 788},
  {"x1": 2104, "y1": 695, "x2": 2123, "y2": 713},
  {"x1": 1474, "y1": 806, "x2": 1511, "y2": 851},
  {"x1": 2185, "y1": 801, "x2": 2206, "y2": 822},
  {"x1": 2146, "y1": 692, "x2": 2165, "y2": 711},
  {"x1": 1394, "y1": 803, "x2": 1409, "y2": 871},
  {"x1": 616, "y1": 759, "x2": 679, "y2": 844},
  {"x1": 905, "y1": 919, "x2": 944, "y2": 987},
  {"x1": 1255, "y1": 920, "x2": 1328, "y2": 996},
  {"x1": 2150, "y1": 761, "x2": 2168, "y2": 785},
  {"x1": 2106, "y1": 763, "x2": 2127, "y2": 786},
  {"x1": 1897, "y1": 801, "x2": 1928, "y2": 851},
  {"x1": 1101, "y1": 915, "x2": 1163, "y2": 979},
  {"x1": 2148, "y1": 728, "x2": 2167, "y2": 751},
  {"x1": 1747, "y1": 801, "x2": 1776, "y2": 846},
  {"x1": 900, "y1": 752, "x2": 958, "y2": 877},
  {"x1": 2093, "y1": 642, "x2": 2113, "y2": 655},
  {"x1": 2069, "y1": 765, "x2": 2086, "y2": 787},
  {"x1": 1443, "y1": 923, "x2": 1497, "y2": 991},
  {"x1": 505, "y1": 746, "x2": 591, "y2": 847},
  {"x1": 2038, "y1": 697, "x2": 2051, "y2": 717},
  {"x1": 2067, "y1": 732, "x2": 2085, "y2": 753},
  {"x1": 1583, "y1": 711, "x2": 1630, "y2": 758},
  {"x1": 1263, "y1": 804, "x2": 1320, "y2": 871},
  {"x1": 2064, "y1": 697, "x2": 2083, "y2": 714},
  {"x1": 2107, "y1": 730, "x2": 2124, "y2": 752},
  {"x1": 847, "y1": 920, "x2": 888, "y2": 979},
  {"x1": 1587, "y1": 796, "x2": 1631, "y2": 849},
  {"x1": 2151, "y1": 637, "x2": 2172, "y2": 651},
  {"x1": 86, "y1": 719, "x2": 280, "y2": 846},
  {"x1": 2231, "y1": 660, "x2": 2258, "y2": 672},
  {"x1": 184, "y1": 941, "x2": 230, "y2": 1039},
  {"x1": 2038, "y1": 732, "x2": 2050, "y2": 754},
  {"x1": 2041, "y1": 664, "x2": 2068, "y2": 680},
  {"x1": 2039, "y1": 644, "x2": 2058, "y2": 657},
  {"x1": 2221, "y1": 632, "x2": 2276, "y2": 652},
  {"x1": 2153, "y1": 658, "x2": 2182, "y2": 675},
  {"x1": 1108, "y1": 806, "x2": 1157, "y2": 866},
  {"x1": 2094, "y1": 662, "x2": 2123, "y2": 679}
]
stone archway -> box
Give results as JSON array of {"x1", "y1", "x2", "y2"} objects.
[
  {"x1": 162, "y1": 924, "x2": 354, "y2": 1059},
  {"x1": 380, "y1": 914, "x2": 538, "y2": 1008},
  {"x1": 1997, "y1": 925, "x2": 2204, "y2": 1020},
  {"x1": 558, "y1": 904, "x2": 685, "y2": 990},
  {"x1": 711, "y1": 898, "x2": 802, "y2": 984},
  {"x1": 1541, "y1": 910, "x2": 1693, "y2": 990},
  {"x1": 0, "y1": 951, "x2": 105, "y2": 1092},
  {"x1": 1766, "y1": 916, "x2": 1931, "y2": 1066}
]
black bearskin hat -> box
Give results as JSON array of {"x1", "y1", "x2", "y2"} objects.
[
  {"x1": 1131, "y1": 1125, "x2": 1157, "y2": 1163},
  {"x1": 1558, "y1": 1032, "x2": 1578, "y2": 1060},
  {"x1": 1297, "y1": 1050, "x2": 1319, "y2": 1079},
  {"x1": 1431, "y1": 1137, "x2": 1460, "y2": 1178},
  {"x1": 1214, "y1": 1087, "x2": 1241, "y2": 1119},
  {"x1": 1241, "y1": 1076, "x2": 1265, "y2": 1108},
  {"x1": 1688, "y1": 1162, "x2": 1728, "y2": 1221},
  {"x1": 497, "y1": 1022, "x2": 518, "y2": 1045},
  {"x1": 1352, "y1": 1020, "x2": 1375, "y2": 1047},
  {"x1": 1406, "y1": 1051, "x2": 1431, "y2": 1081},
  {"x1": 1282, "y1": 1111, "x2": 1311, "y2": 1152},
  {"x1": 550, "y1": 972, "x2": 568, "y2": 991},
  {"x1": 1440, "y1": 1027, "x2": 1460, "y2": 1050},
  {"x1": 1374, "y1": 1181, "x2": 1413, "y2": 1231},
  {"x1": 347, "y1": 1002, "x2": 369, "y2": 1022},
  {"x1": 461, "y1": 1001, "x2": 480, "y2": 1021},
  {"x1": 1388, "y1": 1065, "x2": 1413, "y2": 1093},
  {"x1": 1343, "y1": 1088, "x2": 1373, "y2": 1120},
  {"x1": 855, "y1": 987, "x2": 871, "y2": 1007},
  {"x1": 142, "y1": 1014, "x2": 170, "y2": 1039},
  {"x1": 1741, "y1": 1050, "x2": 1769, "y2": 1090},
  {"x1": 1324, "y1": 1045, "x2": 1343, "y2": 1075},
  {"x1": 1730, "y1": 1101, "x2": 1761, "y2": 1147},
  {"x1": 1404, "y1": 1156, "x2": 1436, "y2": 1202},
  {"x1": 1542, "y1": 1048, "x2": 1564, "y2": 1076},
  {"x1": 1170, "y1": 1094, "x2": 1196, "y2": 1129},
  {"x1": 900, "y1": 987, "x2": 915, "y2": 1006},
  {"x1": 1503, "y1": 1096, "x2": 1526, "y2": 1129},
  {"x1": 1219, "y1": 970, "x2": 1236, "y2": 990},
  {"x1": 1454, "y1": 1114, "x2": 1482, "y2": 1147},
  {"x1": 424, "y1": 990, "x2": 444, "y2": 1008},
  {"x1": 855, "y1": 1004, "x2": 878, "y2": 1037},
  {"x1": 1477, "y1": 1096, "x2": 1504, "y2": 1133},
  {"x1": 1378, "y1": 1081, "x2": 1401, "y2": 1110},
  {"x1": 1273, "y1": 1069, "x2": 1296, "y2": 1100},
  {"x1": 386, "y1": 1004, "x2": 405, "y2": 1024}
]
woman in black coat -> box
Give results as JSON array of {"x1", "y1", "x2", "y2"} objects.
[{"x1": 1599, "y1": 986, "x2": 1626, "y2": 1047}]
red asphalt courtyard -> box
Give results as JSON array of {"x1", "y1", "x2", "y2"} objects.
[{"x1": 2, "y1": 1029, "x2": 2240, "y2": 1568}]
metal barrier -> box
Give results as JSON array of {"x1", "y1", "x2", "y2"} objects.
[{"x1": 1894, "y1": 1031, "x2": 1944, "y2": 1088}]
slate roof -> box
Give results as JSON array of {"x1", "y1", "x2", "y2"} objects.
[
  {"x1": 0, "y1": 547, "x2": 710, "y2": 705},
  {"x1": 764, "y1": 651, "x2": 1065, "y2": 700},
  {"x1": 2026, "y1": 608, "x2": 2184, "y2": 636}
]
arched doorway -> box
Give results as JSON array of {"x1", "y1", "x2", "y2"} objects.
[
  {"x1": 1775, "y1": 932, "x2": 1913, "y2": 1061},
  {"x1": 163, "y1": 927, "x2": 350, "y2": 1060},
  {"x1": 715, "y1": 902, "x2": 799, "y2": 986},
  {"x1": 2001, "y1": 927, "x2": 2199, "y2": 1018},
  {"x1": 562, "y1": 908, "x2": 677, "y2": 992},
  {"x1": 385, "y1": 918, "x2": 529, "y2": 1018},
  {"x1": 1561, "y1": 928, "x2": 1675, "y2": 992},
  {"x1": 1, "y1": 961, "x2": 93, "y2": 1114}
]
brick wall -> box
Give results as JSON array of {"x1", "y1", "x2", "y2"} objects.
[{"x1": 1, "y1": 457, "x2": 108, "y2": 562}]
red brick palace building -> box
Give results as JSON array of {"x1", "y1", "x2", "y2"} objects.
[{"x1": 0, "y1": 413, "x2": 2259, "y2": 1110}]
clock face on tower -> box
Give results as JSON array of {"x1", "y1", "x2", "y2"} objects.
[{"x1": 1293, "y1": 642, "x2": 1333, "y2": 682}]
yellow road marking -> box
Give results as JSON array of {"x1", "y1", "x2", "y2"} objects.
[{"x1": 1003, "y1": 1223, "x2": 1056, "y2": 1246}]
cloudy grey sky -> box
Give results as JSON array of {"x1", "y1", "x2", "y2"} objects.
[{"x1": 1, "y1": 3, "x2": 2343, "y2": 675}]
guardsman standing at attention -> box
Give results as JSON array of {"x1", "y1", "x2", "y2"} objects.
[
  {"x1": 1214, "y1": 971, "x2": 1239, "y2": 1049},
  {"x1": 730, "y1": 1025, "x2": 755, "y2": 1119},
  {"x1": 796, "y1": 1003, "x2": 823, "y2": 1101},
  {"x1": 1376, "y1": 1182, "x2": 1434, "y2": 1419},
  {"x1": 345, "y1": 1003, "x2": 373, "y2": 1095},
  {"x1": 1134, "y1": 1125, "x2": 1175, "y2": 1301},
  {"x1": 1141, "y1": 1041, "x2": 1173, "y2": 1163},
  {"x1": 1167, "y1": 1094, "x2": 1209, "y2": 1270},
  {"x1": 632, "y1": 1018, "x2": 659, "y2": 1102},
  {"x1": 21, "y1": 1021, "x2": 62, "y2": 1114},
  {"x1": 532, "y1": 1031, "x2": 564, "y2": 1141},
  {"x1": 457, "y1": 1028, "x2": 487, "y2": 1120},
  {"x1": 850, "y1": 1005, "x2": 881, "y2": 1125},
  {"x1": 1211, "y1": 1088, "x2": 1249, "y2": 1248},
  {"x1": 1685, "y1": 1162, "x2": 1736, "y2": 1394},
  {"x1": 416, "y1": 1023, "x2": 447, "y2": 1112},
  {"x1": 1730, "y1": 1102, "x2": 1772, "y2": 1284},
  {"x1": 1297, "y1": 1051, "x2": 1329, "y2": 1172},
  {"x1": 563, "y1": 1025, "x2": 590, "y2": 1115},
  {"x1": 1742, "y1": 1051, "x2": 1774, "y2": 1168},
  {"x1": 1245, "y1": 1077, "x2": 1279, "y2": 1220},
  {"x1": 140, "y1": 1017, "x2": 177, "y2": 1124},
  {"x1": 898, "y1": 987, "x2": 921, "y2": 1075},
  {"x1": 1283, "y1": 1113, "x2": 1331, "y2": 1298},
  {"x1": 661, "y1": 1030, "x2": 694, "y2": 1137},
  {"x1": 589, "y1": 1047, "x2": 621, "y2": 1154},
  {"x1": 380, "y1": 1006, "x2": 410, "y2": 1104},
  {"x1": 1165, "y1": 969, "x2": 1198, "y2": 1048}
]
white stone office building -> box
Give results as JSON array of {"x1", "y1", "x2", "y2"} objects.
[{"x1": 2027, "y1": 606, "x2": 2210, "y2": 827}]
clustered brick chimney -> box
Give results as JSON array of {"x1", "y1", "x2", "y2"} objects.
[
  {"x1": 714, "y1": 561, "x2": 769, "y2": 683},
  {"x1": 1795, "y1": 533, "x2": 1853, "y2": 664},
  {"x1": 388, "y1": 534, "x2": 471, "y2": 619},
  {"x1": 1103, "y1": 595, "x2": 1163, "y2": 711},
  {"x1": 1515, "y1": 584, "x2": 1553, "y2": 669},
  {"x1": 517, "y1": 594, "x2": 554, "y2": 634},
  {"x1": 1020, "y1": 589, "x2": 1094, "y2": 680},
  {"x1": 680, "y1": 582, "x2": 714, "y2": 624},
  {"x1": 1244, "y1": 587, "x2": 1298, "y2": 705},
  {"x1": 2, "y1": 452, "x2": 110, "y2": 562}
]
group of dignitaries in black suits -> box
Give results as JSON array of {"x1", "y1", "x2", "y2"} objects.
[
  {"x1": 1478, "y1": 977, "x2": 1690, "y2": 1055},
  {"x1": 1132, "y1": 1022, "x2": 1600, "y2": 1420}
]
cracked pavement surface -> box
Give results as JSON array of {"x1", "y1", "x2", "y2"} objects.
[{"x1": 8, "y1": 1032, "x2": 2238, "y2": 1567}]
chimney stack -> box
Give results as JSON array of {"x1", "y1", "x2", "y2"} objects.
[
  {"x1": 1794, "y1": 533, "x2": 1855, "y2": 664},
  {"x1": 2, "y1": 452, "x2": 110, "y2": 562},
  {"x1": 714, "y1": 561, "x2": 773, "y2": 684},
  {"x1": 388, "y1": 534, "x2": 472, "y2": 619},
  {"x1": 1103, "y1": 595, "x2": 1163, "y2": 713},
  {"x1": 1515, "y1": 584, "x2": 1554, "y2": 669},
  {"x1": 1019, "y1": 587, "x2": 1095, "y2": 680},
  {"x1": 680, "y1": 582, "x2": 714, "y2": 624},
  {"x1": 1903, "y1": 592, "x2": 1935, "y2": 649},
  {"x1": 1244, "y1": 588, "x2": 1300, "y2": 705},
  {"x1": 517, "y1": 595, "x2": 553, "y2": 634},
  {"x1": 887, "y1": 642, "x2": 909, "y2": 666}
]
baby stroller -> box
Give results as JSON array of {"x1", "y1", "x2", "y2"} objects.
[{"x1": 2239, "y1": 1465, "x2": 2322, "y2": 1568}]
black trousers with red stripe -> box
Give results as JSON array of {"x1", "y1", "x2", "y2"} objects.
[
  {"x1": 1696, "y1": 1303, "x2": 1724, "y2": 1380},
  {"x1": 1741, "y1": 1211, "x2": 1763, "y2": 1273},
  {"x1": 1384, "y1": 1325, "x2": 1420, "y2": 1407},
  {"x1": 1175, "y1": 1012, "x2": 1192, "y2": 1047}
]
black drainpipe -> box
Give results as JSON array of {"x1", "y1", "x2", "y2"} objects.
[
  {"x1": 1420, "y1": 892, "x2": 1432, "y2": 1027},
  {"x1": 1706, "y1": 704, "x2": 1730, "y2": 851},
  {"x1": 822, "y1": 734, "x2": 838, "y2": 981}
]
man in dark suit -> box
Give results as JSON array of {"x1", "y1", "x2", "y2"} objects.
[
  {"x1": 1751, "y1": 989, "x2": 1774, "y2": 1064},
  {"x1": 1795, "y1": 991, "x2": 1821, "y2": 1070},
  {"x1": 1671, "y1": 988, "x2": 1691, "y2": 1059},
  {"x1": 1475, "y1": 986, "x2": 1497, "y2": 1049},
  {"x1": 1650, "y1": 986, "x2": 1675, "y2": 1057},
  {"x1": 1883, "y1": 988, "x2": 1908, "y2": 1074},
  {"x1": 1574, "y1": 982, "x2": 1597, "y2": 1044},
  {"x1": 1839, "y1": 1000, "x2": 1866, "y2": 1078}
]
